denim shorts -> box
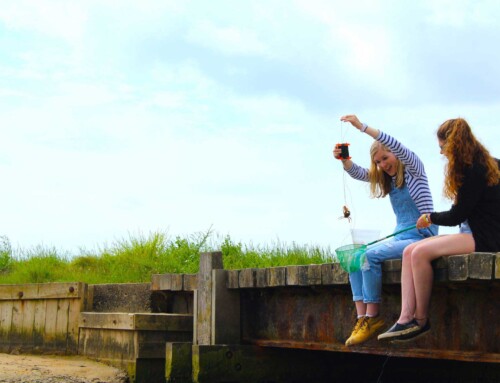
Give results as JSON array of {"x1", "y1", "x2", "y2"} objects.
[{"x1": 459, "y1": 220, "x2": 472, "y2": 234}]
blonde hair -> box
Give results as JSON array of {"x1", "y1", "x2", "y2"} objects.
[
  {"x1": 437, "y1": 118, "x2": 500, "y2": 202},
  {"x1": 368, "y1": 141, "x2": 405, "y2": 198}
]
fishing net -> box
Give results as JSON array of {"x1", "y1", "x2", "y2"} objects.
[{"x1": 335, "y1": 243, "x2": 367, "y2": 273}]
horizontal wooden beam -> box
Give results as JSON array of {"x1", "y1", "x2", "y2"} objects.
[
  {"x1": 79, "y1": 312, "x2": 193, "y2": 331},
  {"x1": 0, "y1": 282, "x2": 84, "y2": 300}
]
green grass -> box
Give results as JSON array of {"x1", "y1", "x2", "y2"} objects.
[{"x1": 0, "y1": 231, "x2": 334, "y2": 285}]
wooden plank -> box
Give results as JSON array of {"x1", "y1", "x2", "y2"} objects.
[
  {"x1": 80, "y1": 313, "x2": 135, "y2": 330},
  {"x1": 211, "y1": 269, "x2": 240, "y2": 344},
  {"x1": 382, "y1": 259, "x2": 402, "y2": 284},
  {"x1": 268, "y1": 267, "x2": 286, "y2": 287},
  {"x1": 307, "y1": 265, "x2": 322, "y2": 285},
  {"x1": 193, "y1": 345, "x2": 340, "y2": 383},
  {"x1": 495, "y1": 253, "x2": 500, "y2": 279},
  {"x1": 137, "y1": 329, "x2": 192, "y2": 359},
  {"x1": 238, "y1": 268, "x2": 257, "y2": 288},
  {"x1": 166, "y1": 342, "x2": 193, "y2": 383},
  {"x1": 134, "y1": 313, "x2": 193, "y2": 331},
  {"x1": 183, "y1": 274, "x2": 198, "y2": 291},
  {"x1": 0, "y1": 301, "x2": 13, "y2": 335},
  {"x1": 448, "y1": 254, "x2": 468, "y2": 281},
  {"x1": 20, "y1": 300, "x2": 36, "y2": 344},
  {"x1": 196, "y1": 252, "x2": 223, "y2": 345},
  {"x1": 33, "y1": 299, "x2": 47, "y2": 350},
  {"x1": 469, "y1": 252, "x2": 495, "y2": 279},
  {"x1": 321, "y1": 263, "x2": 349, "y2": 285},
  {"x1": 55, "y1": 298, "x2": 70, "y2": 351},
  {"x1": 0, "y1": 283, "x2": 83, "y2": 300},
  {"x1": 0, "y1": 285, "x2": 19, "y2": 300},
  {"x1": 227, "y1": 270, "x2": 240, "y2": 289},
  {"x1": 286, "y1": 265, "x2": 308, "y2": 286},
  {"x1": 66, "y1": 298, "x2": 82, "y2": 352},
  {"x1": 8, "y1": 300, "x2": 23, "y2": 350},
  {"x1": 151, "y1": 274, "x2": 183, "y2": 291},
  {"x1": 255, "y1": 268, "x2": 268, "y2": 288}
]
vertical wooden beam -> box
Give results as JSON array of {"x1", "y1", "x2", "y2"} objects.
[
  {"x1": 165, "y1": 342, "x2": 192, "y2": 383},
  {"x1": 195, "y1": 252, "x2": 223, "y2": 345},
  {"x1": 211, "y1": 269, "x2": 240, "y2": 345},
  {"x1": 495, "y1": 253, "x2": 500, "y2": 280}
]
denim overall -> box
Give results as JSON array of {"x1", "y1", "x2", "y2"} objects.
[{"x1": 349, "y1": 183, "x2": 438, "y2": 304}]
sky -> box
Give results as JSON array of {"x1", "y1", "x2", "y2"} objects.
[{"x1": 1, "y1": 0, "x2": 499, "y2": 256}]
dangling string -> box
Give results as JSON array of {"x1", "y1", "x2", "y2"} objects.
[{"x1": 338, "y1": 121, "x2": 355, "y2": 229}]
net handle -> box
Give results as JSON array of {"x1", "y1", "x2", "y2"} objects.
[{"x1": 366, "y1": 225, "x2": 417, "y2": 247}]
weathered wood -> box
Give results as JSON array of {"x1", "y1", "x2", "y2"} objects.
[
  {"x1": 196, "y1": 252, "x2": 223, "y2": 345},
  {"x1": 79, "y1": 312, "x2": 192, "y2": 331},
  {"x1": 165, "y1": 342, "x2": 192, "y2": 383},
  {"x1": 183, "y1": 274, "x2": 198, "y2": 291},
  {"x1": 151, "y1": 274, "x2": 183, "y2": 291},
  {"x1": 238, "y1": 268, "x2": 257, "y2": 288},
  {"x1": 55, "y1": 298, "x2": 71, "y2": 351},
  {"x1": 307, "y1": 264, "x2": 322, "y2": 285},
  {"x1": 227, "y1": 270, "x2": 239, "y2": 288},
  {"x1": 79, "y1": 313, "x2": 194, "y2": 382},
  {"x1": 382, "y1": 259, "x2": 402, "y2": 284},
  {"x1": 469, "y1": 252, "x2": 495, "y2": 279},
  {"x1": 0, "y1": 282, "x2": 83, "y2": 300},
  {"x1": 0, "y1": 300, "x2": 13, "y2": 336},
  {"x1": 448, "y1": 254, "x2": 469, "y2": 281},
  {"x1": 192, "y1": 344, "x2": 339, "y2": 383},
  {"x1": 211, "y1": 269, "x2": 240, "y2": 344},
  {"x1": 33, "y1": 299, "x2": 47, "y2": 350},
  {"x1": 268, "y1": 267, "x2": 286, "y2": 287},
  {"x1": 0, "y1": 284, "x2": 86, "y2": 355},
  {"x1": 496, "y1": 253, "x2": 500, "y2": 279},
  {"x1": 255, "y1": 268, "x2": 268, "y2": 288},
  {"x1": 286, "y1": 265, "x2": 308, "y2": 286},
  {"x1": 320, "y1": 263, "x2": 349, "y2": 285},
  {"x1": 240, "y1": 278, "x2": 500, "y2": 364},
  {"x1": 80, "y1": 312, "x2": 134, "y2": 330}
]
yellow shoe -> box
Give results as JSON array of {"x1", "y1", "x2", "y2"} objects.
[
  {"x1": 346, "y1": 316, "x2": 385, "y2": 346},
  {"x1": 345, "y1": 317, "x2": 366, "y2": 346}
]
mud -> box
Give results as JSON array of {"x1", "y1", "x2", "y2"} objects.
[{"x1": 0, "y1": 353, "x2": 128, "y2": 383}]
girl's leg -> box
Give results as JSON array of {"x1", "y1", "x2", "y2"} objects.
[
  {"x1": 362, "y1": 238, "x2": 416, "y2": 305},
  {"x1": 411, "y1": 233, "x2": 474, "y2": 324},
  {"x1": 398, "y1": 236, "x2": 443, "y2": 323},
  {"x1": 354, "y1": 300, "x2": 367, "y2": 317},
  {"x1": 366, "y1": 302, "x2": 379, "y2": 317},
  {"x1": 398, "y1": 241, "x2": 418, "y2": 323}
]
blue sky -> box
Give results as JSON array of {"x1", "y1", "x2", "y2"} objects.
[{"x1": 1, "y1": 0, "x2": 499, "y2": 255}]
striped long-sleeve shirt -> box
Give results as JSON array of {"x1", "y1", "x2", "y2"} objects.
[{"x1": 345, "y1": 131, "x2": 434, "y2": 214}]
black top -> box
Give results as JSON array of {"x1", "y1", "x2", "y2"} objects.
[{"x1": 430, "y1": 159, "x2": 500, "y2": 252}]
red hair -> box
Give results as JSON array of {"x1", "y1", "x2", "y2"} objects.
[{"x1": 437, "y1": 118, "x2": 500, "y2": 201}]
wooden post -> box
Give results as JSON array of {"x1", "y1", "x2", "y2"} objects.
[
  {"x1": 195, "y1": 252, "x2": 223, "y2": 345},
  {"x1": 211, "y1": 269, "x2": 240, "y2": 345}
]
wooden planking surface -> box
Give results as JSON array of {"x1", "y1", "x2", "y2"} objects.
[
  {"x1": 225, "y1": 253, "x2": 498, "y2": 289},
  {"x1": 0, "y1": 282, "x2": 83, "y2": 300},
  {"x1": 150, "y1": 273, "x2": 198, "y2": 291},
  {"x1": 79, "y1": 312, "x2": 193, "y2": 331}
]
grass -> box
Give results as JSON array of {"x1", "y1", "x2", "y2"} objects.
[{"x1": 0, "y1": 231, "x2": 334, "y2": 285}]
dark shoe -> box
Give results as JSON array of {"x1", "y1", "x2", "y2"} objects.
[
  {"x1": 377, "y1": 319, "x2": 420, "y2": 341},
  {"x1": 392, "y1": 320, "x2": 431, "y2": 342}
]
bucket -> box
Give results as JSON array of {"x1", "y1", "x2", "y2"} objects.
[{"x1": 351, "y1": 229, "x2": 381, "y2": 245}]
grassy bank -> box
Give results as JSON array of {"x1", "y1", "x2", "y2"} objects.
[{"x1": 0, "y1": 231, "x2": 334, "y2": 284}]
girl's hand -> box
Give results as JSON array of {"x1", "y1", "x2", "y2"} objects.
[
  {"x1": 416, "y1": 214, "x2": 432, "y2": 229},
  {"x1": 340, "y1": 115, "x2": 363, "y2": 130}
]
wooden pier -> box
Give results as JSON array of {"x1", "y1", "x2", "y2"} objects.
[{"x1": 0, "y1": 251, "x2": 499, "y2": 382}]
